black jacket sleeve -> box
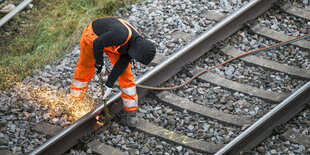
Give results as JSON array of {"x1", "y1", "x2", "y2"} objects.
[
  {"x1": 105, "y1": 54, "x2": 131, "y2": 88},
  {"x1": 93, "y1": 30, "x2": 126, "y2": 67}
]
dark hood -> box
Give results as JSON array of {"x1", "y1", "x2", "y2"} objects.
[{"x1": 128, "y1": 37, "x2": 156, "y2": 65}]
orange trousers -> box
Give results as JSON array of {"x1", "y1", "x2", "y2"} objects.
[{"x1": 70, "y1": 21, "x2": 138, "y2": 111}]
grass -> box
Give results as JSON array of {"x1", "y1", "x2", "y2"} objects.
[{"x1": 0, "y1": 0, "x2": 138, "y2": 90}]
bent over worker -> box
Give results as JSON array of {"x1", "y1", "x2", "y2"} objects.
[{"x1": 70, "y1": 17, "x2": 156, "y2": 127}]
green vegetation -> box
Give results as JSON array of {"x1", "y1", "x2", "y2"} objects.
[{"x1": 0, "y1": 0, "x2": 138, "y2": 90}]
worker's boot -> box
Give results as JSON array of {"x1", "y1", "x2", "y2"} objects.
[{"x1": 126, "y1": 110, "x2": 138, "y2": 127}]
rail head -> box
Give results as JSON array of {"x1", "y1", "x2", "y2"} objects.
[{"x1": 0, "y1": 0, "x2": 33, "y2": 27}]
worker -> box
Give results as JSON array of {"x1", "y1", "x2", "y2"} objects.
[{"x1": 70, "y1": 17, "x2": 156, "y2": 127}]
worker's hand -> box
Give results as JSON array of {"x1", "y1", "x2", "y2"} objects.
[
  {"x1": 102, "y1": 85, "x2": 112, "y2": 100},
  {"x1": 95, "y1": 64, "x2": 106, "y2": 75}
]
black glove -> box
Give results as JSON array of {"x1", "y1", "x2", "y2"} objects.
[{"x1": 95, "y1": 64, "x2": 102, "y2": 75}]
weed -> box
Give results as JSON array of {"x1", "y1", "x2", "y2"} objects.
[{"x1": 0, "y1": 0, "x2": 138, "y2": 90}]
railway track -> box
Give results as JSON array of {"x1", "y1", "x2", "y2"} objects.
[
  {"x1": 1, "y1": 0, "x2": 309, "y2": 154},
  {"x1": 0, "y1": 0, "x2": 32, "y2": 27}
]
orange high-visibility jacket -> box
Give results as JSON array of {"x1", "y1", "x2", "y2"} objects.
[{"x1": 71, "y1": 17, "x2": 142, "y2": 111}]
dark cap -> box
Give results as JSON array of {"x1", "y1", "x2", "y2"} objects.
[{"x1": 128, "y1": 37, "x2": 156, "y2": 65}]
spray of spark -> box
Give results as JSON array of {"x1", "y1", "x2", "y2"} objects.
[{"x1": 21, "y1": 84, "x2": 99, "y2": 122}]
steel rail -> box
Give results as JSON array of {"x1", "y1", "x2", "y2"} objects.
[
  {"x1": 216, "y1": 81, "x2": 310, "y2": 154},
  {"x1": 0, "y1": 0, "x2": 33, "y2": 27},
  {"x1": 30, "y1": 0, "x2": 276, "y2": 154}
]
